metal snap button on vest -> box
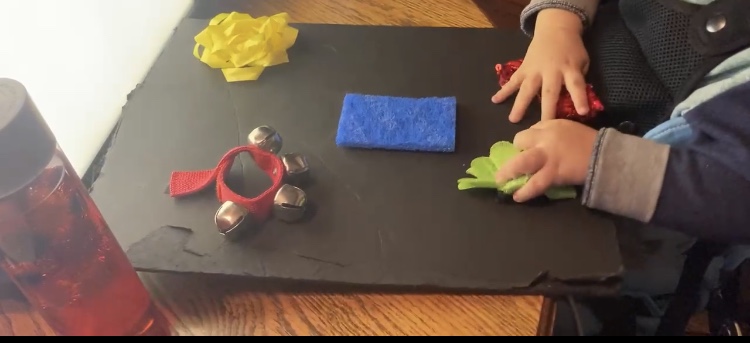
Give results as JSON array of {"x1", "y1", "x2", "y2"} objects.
[
  {"x1": 616, "y1": 121, "x2": 637, "y2": 135},
  {"x1": 273, "y1": 184, "x2": 308, "y2": 223},
  {"x1": 706, "y1": 15, "x2": 727, "y2": 33},
  {"x1": 248, "y1": 125, "x2": 283, "y2": 154},
  {"x1": 215, "y1": 201, "x2": 256, "y2": 240}
]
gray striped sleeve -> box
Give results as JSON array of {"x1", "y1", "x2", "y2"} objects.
[
  {"x1": 520, "y1": 0, "x2": 601, "y2": 36},
  {"x1": 582, "y1": 128, "x2": 670, "y2": 223}
]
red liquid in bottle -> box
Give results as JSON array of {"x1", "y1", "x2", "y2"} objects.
[
  {"x1": 0, "y1": 150, "x2": 169, "y2": 336},
  {"x1": 0, "y1": 78, "x2": 170, "y2": 336}
]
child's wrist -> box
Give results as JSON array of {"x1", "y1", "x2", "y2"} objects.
[{"x1": 535, "y1": 8, "x2": 584, "y2": 36}]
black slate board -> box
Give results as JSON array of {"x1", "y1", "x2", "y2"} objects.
[{"x1": 91, "y1": 18, "x2": 623, "y2": 295}]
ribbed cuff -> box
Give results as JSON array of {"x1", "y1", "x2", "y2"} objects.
[{"x1": 582, "y1": 128, "x2": 670, "y2": 222}]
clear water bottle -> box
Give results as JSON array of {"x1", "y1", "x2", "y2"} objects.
[{"x1": 0, "y1": 78, "x2": 170, "y2": 336}]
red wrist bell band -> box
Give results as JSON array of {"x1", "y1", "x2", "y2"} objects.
[
  {"x1": 495, "y1": 59, "x2": 604, "y2": 123},
  {"x1": 168, "y1": 145, "x2": 285, "y2": 222}
]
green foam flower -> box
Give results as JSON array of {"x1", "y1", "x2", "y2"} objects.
[{"x1": 457, "y1": 141, "x2": 576, "y2": 200}]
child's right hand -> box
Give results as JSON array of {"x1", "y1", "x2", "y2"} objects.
[{"x1": 492, "y1": 9, "x2": 591, "y2": 123}]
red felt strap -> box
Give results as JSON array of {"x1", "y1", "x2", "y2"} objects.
[{"x1": 169, "y1": 145, "x2": 284, "y2": 222}]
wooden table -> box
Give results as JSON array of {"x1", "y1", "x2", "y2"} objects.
[{"x1": 0, "y1": 0, "x2": 550, "y2": 336}]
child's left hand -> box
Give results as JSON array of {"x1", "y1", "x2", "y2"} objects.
[{"x1": 495, "y1": 119, "x2": 598, "y2": 202}]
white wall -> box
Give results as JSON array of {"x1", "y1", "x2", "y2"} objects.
[{"x1": 0, "y1": 0, "x2": 192, "y2": 176}]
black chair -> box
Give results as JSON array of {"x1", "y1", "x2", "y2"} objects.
[{"x1": 656, "y1": 241, "x2": 749, "y2": 336}]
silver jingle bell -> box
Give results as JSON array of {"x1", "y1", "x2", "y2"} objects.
[
  {"x1": 281, "y1": 153, "x2": 310, "y2": 185},
  {"x1": 247, "y1": 125, "x2": 283, "y2": 154},
  {"x1": 273, "y1": 184, "x2": 308, "y2": 223},
  {"x1": 214, "y1": 201, "x2": 256, "y2": 241}
]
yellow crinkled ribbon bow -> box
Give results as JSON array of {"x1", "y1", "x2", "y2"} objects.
[{"x1": 193, "y1": 12, "x2": 299, "y2": 82}]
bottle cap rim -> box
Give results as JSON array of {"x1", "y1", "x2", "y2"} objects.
[{"x1": 0, "y1": 78, "x2": 58, "y2": 199}]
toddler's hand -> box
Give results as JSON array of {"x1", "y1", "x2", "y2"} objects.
[
  {"x1": 494, "y1": 120, "x2": 597, "y2": 202},
  {"x1": 492, "y1": 9, "x2": 591, "y2": 123}
]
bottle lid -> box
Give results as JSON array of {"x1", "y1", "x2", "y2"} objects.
[{"x1": 0, "y1": 78, "x2": 57, "y2": 199}]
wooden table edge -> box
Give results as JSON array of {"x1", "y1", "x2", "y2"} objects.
[{"x1": 536, "y1": 297, "x2": 556, "y2": 336}]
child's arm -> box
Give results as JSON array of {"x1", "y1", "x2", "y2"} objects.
[
  {"x1": 492, "y1": 2, "x2": 597, "y2": 121},
  {"x1": 520, "y1": 0, "x2": 601, "y2": 36},
  {"x1": 583, "y1": 81, "x2": 750, "y2": 242}
]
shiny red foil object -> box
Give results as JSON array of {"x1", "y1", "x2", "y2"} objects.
[
  {"x1": 495, "y1": 59, "x2": 604, "y2": 122},
  {"x1": 169, "y1": 145, "x2": 285, "y2": 222},
  {"x1": 0, "y1": 149, "x2": 169, "y2": 336}
]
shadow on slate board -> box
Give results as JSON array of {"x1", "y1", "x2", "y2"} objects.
[{"x1": 90, "y1": 18, "x2": 623, "y2": 296}]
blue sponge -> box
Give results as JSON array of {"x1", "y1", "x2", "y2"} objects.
[{"x1": 335, "y1": 93, "x2": 457, "y2": 152}]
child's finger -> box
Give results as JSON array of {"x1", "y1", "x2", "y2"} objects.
[
  {"x1": 564, "y1": 71, "x2": 590, "y2": 115},
  {"x1": 495, "y1": 148, "x2": 546, "y2": 184},
  {"x1": 491, "y1": 75, "x2": 522, "y2": 104},
  {"x1": 509, "y1": 77, "x2": 541, "y2": 123},
  {"x1": 513, "y1": 165, "x2": 555, "y2": 202},
  {"x1": 540, "y1": 75, "x2": 562, "y2": 121}
]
